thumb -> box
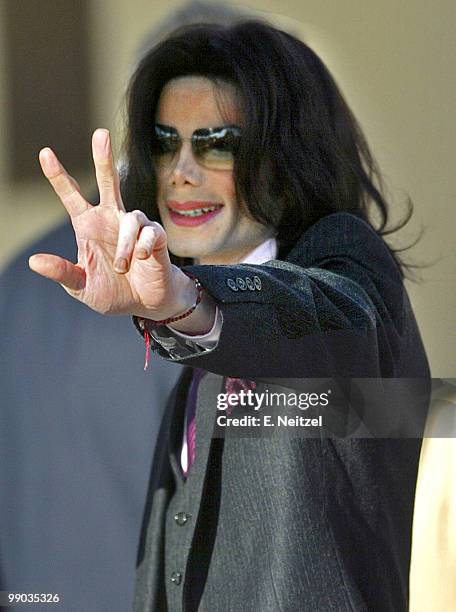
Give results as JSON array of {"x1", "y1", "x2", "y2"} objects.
[{"x1": 29, "y1": 253, "x2": 86, "y2": 291}]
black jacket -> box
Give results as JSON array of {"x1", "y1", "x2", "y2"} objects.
[{"x1": 133, "y1": 212, "x2": 430, "y2": 611}]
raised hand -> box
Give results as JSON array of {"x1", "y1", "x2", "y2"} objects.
[{"x1": 28, "y1": 129, "x2": 194, "y2": 320}]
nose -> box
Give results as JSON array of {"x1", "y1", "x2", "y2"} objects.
[{"x1": 168, "y1": 141, "x2": 202, "y2": 187}]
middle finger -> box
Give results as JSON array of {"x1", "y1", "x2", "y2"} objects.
[{"x1": 92, "y1": 128, "x2": 125, "y2": 210}]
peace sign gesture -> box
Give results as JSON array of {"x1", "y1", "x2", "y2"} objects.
[{"x1": 28, "y1": 129, "x2": 202, "y2": 323}]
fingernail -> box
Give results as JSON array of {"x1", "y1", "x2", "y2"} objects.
[
  {"x1": 114, "y1": 257, "x2": 128, "y2": 273},
  {"x1": 94, "y1": 128, "x2": 110, "y2": 155},
  {"x1": 101, "y1": 129, "x2": 110, "y2": 154},
  {"x1": 136, "y1": 248, "x2": 148, "y2": 259},
  {"x1": 39, "y1": 148, "x2": 60, "y2": 174}
]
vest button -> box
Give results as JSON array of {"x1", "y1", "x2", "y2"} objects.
[
  {"x1": 171, "y1": 571, "x2": 182, "y2": 585},
  {"x1": 174, "y1": 511, "x2": 190, "y2": 526}
]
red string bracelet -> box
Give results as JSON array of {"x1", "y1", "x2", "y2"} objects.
[{"x1": 137, "y1": 273, "x2": 204, "y2": 370}]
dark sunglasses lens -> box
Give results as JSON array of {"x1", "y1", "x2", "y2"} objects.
[
  {"x1": 151, "y1": 139, "x2": 180, "y2": 166},
  {"x1": 194, "y1": 127, "x2": 240, "y2": 169},
  {"x1": 151, "y1": 127, "x2": 179, "y2": 166}
]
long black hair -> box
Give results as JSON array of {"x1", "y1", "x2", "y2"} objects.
[{"x1": 122, "y1": 19, "x2": 415, "y2": 275}]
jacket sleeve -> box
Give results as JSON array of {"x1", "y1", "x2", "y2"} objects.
[{"x1": 134, "y1": 213, "x2": 407, "y2": 379}]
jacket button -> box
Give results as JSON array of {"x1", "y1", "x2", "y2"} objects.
[
  {"x1": 227, "y1": 278, "x2": 238, "y2": 291},
  {"x1": 171, "y1": 571, "x2": 182, "y2": 585},
  {"x1": 245, "y1": 277, "x2": 255, "y2": 290},
  {"x1": 253, "y1": 276, "x2": 262, "y2": 290},
  {"x1": 236, "y1": 277, "x2": 247, "y2": 290},
  {"x1": 174, "y1": 511, "x2": 190, "y2": 526}
]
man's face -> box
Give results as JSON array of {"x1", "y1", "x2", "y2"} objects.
[{"x1": 155, "y1": 76, "x2": 273, "y2": 264}]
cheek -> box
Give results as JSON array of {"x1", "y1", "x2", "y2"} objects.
[
  {"x1": 209, "y1": 171, "x2": 237, "y2": 205},
  {"x1": 155, "y1": 168, "x2": 166, "y2": 197}
]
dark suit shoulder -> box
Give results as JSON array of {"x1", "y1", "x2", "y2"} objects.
[{"x1": 287, "y1": 212, "x2": 401, "y2": 280}]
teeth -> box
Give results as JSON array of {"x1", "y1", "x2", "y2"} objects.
[{"x1": 173, "y1": 206, "x2": 219, "y2": 217}]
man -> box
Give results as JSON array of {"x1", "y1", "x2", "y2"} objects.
[{"x1": 30, "y1": 20, "x2": 430, "y2": 611}]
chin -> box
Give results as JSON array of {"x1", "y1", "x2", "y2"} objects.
[{"x1": 167, "y1": 242, "x2": 198, "y2": 260}]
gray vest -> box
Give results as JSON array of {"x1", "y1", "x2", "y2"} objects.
[{"x1": 163, "y1": 373, "x2": 223, "y2": 612}]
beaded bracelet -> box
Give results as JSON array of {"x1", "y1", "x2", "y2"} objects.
[{"x1": 136, "y1": 273, "x2": 204, "y2": 370}]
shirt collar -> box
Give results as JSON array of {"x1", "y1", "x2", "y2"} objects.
[{"x1": 239, "y1": 237, "x2": 277, "y2": 265}]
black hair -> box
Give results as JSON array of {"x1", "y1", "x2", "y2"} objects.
[{"x1": 122, "y1": 19, "x2": 416, "y2": 275}]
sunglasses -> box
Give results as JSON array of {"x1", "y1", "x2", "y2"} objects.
[{"x1": 151, "y1": 123, "x2": 241, "y2": 170}]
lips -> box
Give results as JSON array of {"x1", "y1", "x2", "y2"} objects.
[{"x1": 166, "y1": 201, "x2": 223, "y2": 227}]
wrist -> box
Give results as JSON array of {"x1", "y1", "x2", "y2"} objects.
[
  {"x1": 139, "y1": 270, "x2": 201, "y2": 324},
  {"x1": 132, "y1": 266, "x2": 195, "y2": 321},
  {"x1": 174, "y1": 269, "x2": 200, "y2": 318},
  {"x1": 134, "y1": 273, "x2": 216, "y2": 371},
  {"x1": 134, "y1": 268, "x2": 216, "y2": 335},
  {"x1": 168, "y1": 289, "x2": 216, "y2": 335}
]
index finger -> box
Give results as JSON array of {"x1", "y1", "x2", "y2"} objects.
[
  {"x1": 39, "y1": 148, "x2": 90, "y2": 217},
  {"x1": 92, "y1": 128, "x2": 125, "y2": 211}
]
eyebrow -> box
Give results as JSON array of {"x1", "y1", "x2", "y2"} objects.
[{"x1": 154, "y1": 123, "x2": 241, "y2": 135}]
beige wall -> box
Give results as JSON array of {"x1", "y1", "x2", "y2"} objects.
[{"x1": 1, "y1": 0, "x2": 454, "y2": 379}]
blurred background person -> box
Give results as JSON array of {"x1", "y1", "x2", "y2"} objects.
[{"x1": 0, "y1": 2, "x2": 246, "y2": 610}]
